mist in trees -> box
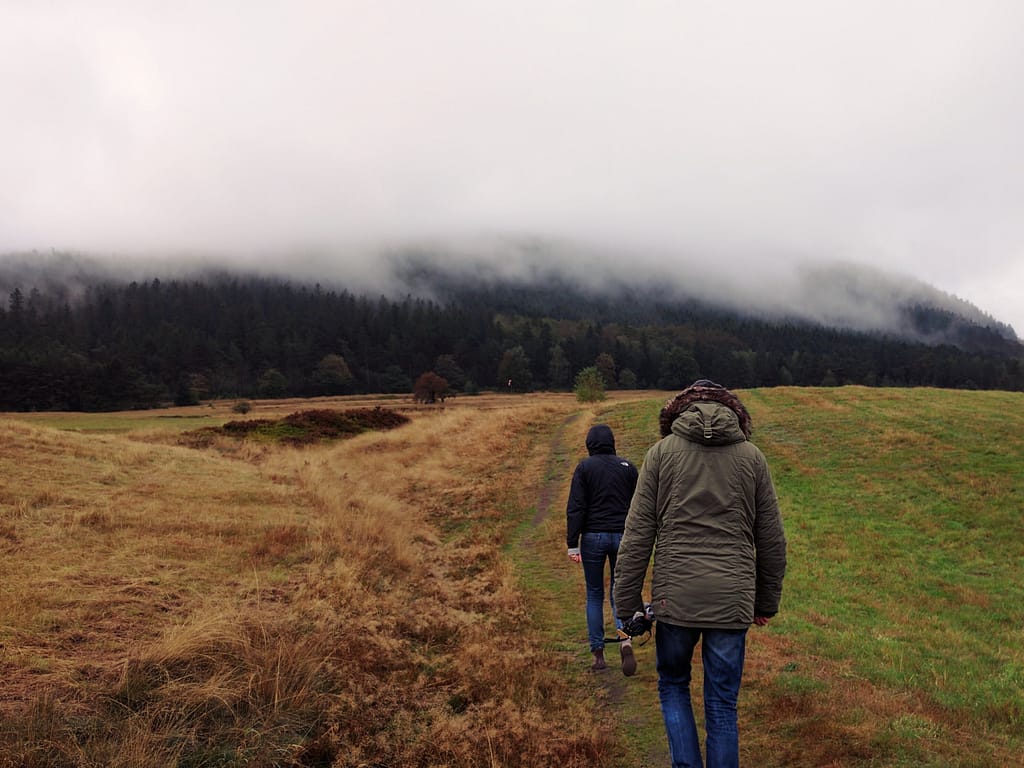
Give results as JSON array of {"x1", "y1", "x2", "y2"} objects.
[{"x1": 0, "y1": 273, "x2": 1021, "y2": 412}]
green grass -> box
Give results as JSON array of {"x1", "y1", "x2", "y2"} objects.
[
  {"x1": 581, "y1": 386, "x2": 1023, "y2": 766},
  {"x1": 6, "y1": 412, "x2": 226, "y2": 433},
  {"x1": 749, "y1": 388, "x2": 1022, "y2": 711},
  {"x1": 503, "y1": 408, "x2": 673, "y2": 767}
]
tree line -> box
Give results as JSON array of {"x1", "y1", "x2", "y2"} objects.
[{"x1": 0, "y1": 273, "x2": 1021, "y2": 411}]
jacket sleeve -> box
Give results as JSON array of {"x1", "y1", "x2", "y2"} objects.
[
  {"x1": 612, "y1": 445, "x2": 659, "y2": 620},
  {"x1": 565, "y1": 462, "x2": 588, "y2": 549},
  {"x1": 752, "y1": 452, "x2": 787, "y2": 617}
]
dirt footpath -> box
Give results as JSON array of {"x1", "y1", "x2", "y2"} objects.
[{"x1": 523, "y1": 407, "x2": 671, "y2": 768}]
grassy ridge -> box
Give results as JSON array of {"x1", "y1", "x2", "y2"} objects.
[{"x1": 597, "y1": 387, "x2": 1023, "y2": 767}]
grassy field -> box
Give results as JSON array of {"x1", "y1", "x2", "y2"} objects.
[
  {"x1": 600, "y1": 387, "x2": 1024, "y2": 767},
  {"x1": 1, "y1": 387, "x2": 1021, "y2": 766}
]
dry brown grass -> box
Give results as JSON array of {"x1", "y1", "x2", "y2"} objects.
[
  {"x1": 9, "y1": 387, "x2": 1020, "y2": 766},
  {"x1": 0, "y1": 393, "x2": 623, "y2": 767},
  {"x1": 0, "y1": 417, "x2": 320, "y2": 764},
  {"x1": 260, "y1": 400, "x2": 616, "y2": 766}
]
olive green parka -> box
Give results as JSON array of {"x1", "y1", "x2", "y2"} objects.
[{"x1": 613, "y1": 400, "x2": 787, "y2": 629}]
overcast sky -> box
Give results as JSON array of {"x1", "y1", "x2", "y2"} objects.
[{"x1": 2, "y1": 1, "x2": 1023, "y2": 333}]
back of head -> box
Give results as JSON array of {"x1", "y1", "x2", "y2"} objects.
[
  {"x1": 586, "y1": 423, "x2": 616, "y2": 455},
  {"x1": 659, "y1": 380, "x2": 752, "y2": 438}
]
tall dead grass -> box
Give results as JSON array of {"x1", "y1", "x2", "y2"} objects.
[
  {"x1": 261, "y1": 404, "x2": 613, "y2": 766},
  {"x1": 1, "y1": 396, "x2": 613, "y2": 767}
]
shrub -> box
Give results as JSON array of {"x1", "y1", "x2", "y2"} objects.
[
  {"x1": 184, "y1": 407, "x2": 411, "y2": 447},
  {"x1": 574, "y1": 367, "x2": 606, "y2": 403},
  {"x1": 412, "y1": 371, "x2": 449, "y2": 403}
]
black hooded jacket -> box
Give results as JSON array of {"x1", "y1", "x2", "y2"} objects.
[{"x1": 565, "y1": 424, "x2": 639, "y2": 550}]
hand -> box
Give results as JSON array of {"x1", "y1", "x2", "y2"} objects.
[
  {"x1": 621, "y1": 614, "x2": 652, "y2": 637},
  {"x1": 753, "y1": 616, "x2": 770, "y2": 627},
  {"x1": 568, "y1": 552, "x2": 582, "y2": 563}
]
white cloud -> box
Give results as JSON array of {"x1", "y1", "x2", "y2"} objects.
[{"x1": 2, "y1": 1, "x2": 1023, "y2": 334}]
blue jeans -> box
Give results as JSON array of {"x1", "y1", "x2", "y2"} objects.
[
  {"x1": 580, "y1": 531, "x2": 623, "y2": 652},
  {"x1": 656, "y1": 622, "x2": 748, "y2": 768}
]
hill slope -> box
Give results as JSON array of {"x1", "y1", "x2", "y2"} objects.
[
  {"x1": 0, "y1": 252, "x2": 1022, "y2": 412},
  {"x1": 388, "y1": 249, "x2": 1020, "y2": 350}
]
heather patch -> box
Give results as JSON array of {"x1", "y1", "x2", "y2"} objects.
[{"x1": 182, "y1": 407, "x2": 410, "y2": 447}]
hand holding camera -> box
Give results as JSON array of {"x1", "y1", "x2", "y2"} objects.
[{"x1": 621, "y1": 607, "x2": 653, "y2": 638}]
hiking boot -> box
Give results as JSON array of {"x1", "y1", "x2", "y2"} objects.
[
  {"x1": 620, "y1": 640, "x2": 637, "y2": 676},
  {"x1": 591, "y1": 649, "x2": 607, "y2": 671}
]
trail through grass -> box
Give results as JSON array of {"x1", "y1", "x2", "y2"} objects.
[
  {"x1": 505, "y1": 404, "x2": 671, "y2": 768},
  {"x1": 2, "y1": 394, "x2": 624, "y2": 766},
  {"x1": 521, "y1": 387, "x2": 1023, "y2": 767},
  {"x1": 1, "y1": 387, "x2": 1020, "y2": 766}
]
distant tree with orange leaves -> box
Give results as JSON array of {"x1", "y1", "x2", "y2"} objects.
[{"x1": 413, "y1": 371, "x2": 449, "y2": 403}]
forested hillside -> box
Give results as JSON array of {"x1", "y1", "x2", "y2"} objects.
[{"x1": 1, "y1": 270, "x2": 1022, "y2": 411}]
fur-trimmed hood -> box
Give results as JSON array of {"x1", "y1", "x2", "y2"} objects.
[{"x1": 659, "y1": 380, "x2": 752, "y2": 439}]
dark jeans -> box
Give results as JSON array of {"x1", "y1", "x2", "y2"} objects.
[
  {"x1": 656, "y1": 621, "x2": 748, "y2": 768},
  {"x1": 580, "y1": 531, "x2": 623, "y2": 651}
]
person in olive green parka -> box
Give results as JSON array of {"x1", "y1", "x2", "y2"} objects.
[{"x1": 613, "y1": 379, "x2": 786, "y2": 768}]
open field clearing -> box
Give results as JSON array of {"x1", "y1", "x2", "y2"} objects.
[
  {"x1": 6, "y1": 392, "x2": 567, "y2": 435},
  {"x1": 1, "y1": 392, "x2": 645, "y2": 767},
  {"x1": 1, "y1": 387, "x2": 1022, "y2": 767},
  {"x1": 594, "y1": 387, "x2": 1024, "y2": 767}
]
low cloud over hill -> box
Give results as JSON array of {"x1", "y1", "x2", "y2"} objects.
[{"x1": 1, "y1": 243, "x2": 1019, "y2": 353}]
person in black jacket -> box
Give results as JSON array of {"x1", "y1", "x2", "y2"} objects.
[{"x1": 566, "y1": 424, "x2": 639, "y2": 671}]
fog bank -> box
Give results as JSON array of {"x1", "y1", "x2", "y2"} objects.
[{"x1": 2, "y1": 2, "x2": 1023, "y2": 333}]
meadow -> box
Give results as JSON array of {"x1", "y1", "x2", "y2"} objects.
[{"x1": 0, "y1": 387, "x2": 1021, "y2": 767}]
